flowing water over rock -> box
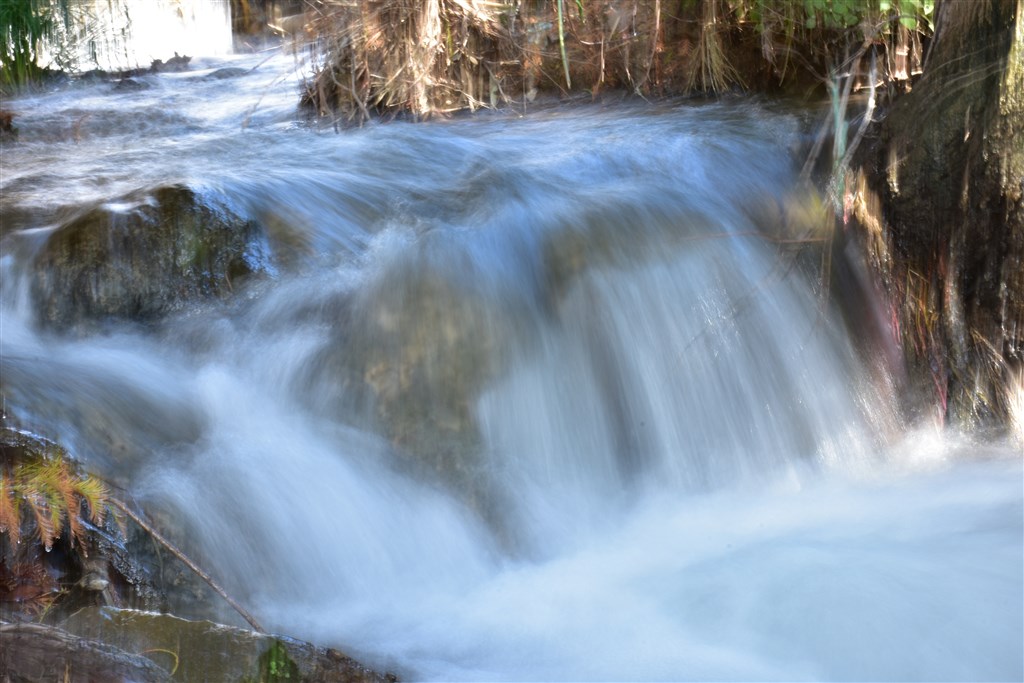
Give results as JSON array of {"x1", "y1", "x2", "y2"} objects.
[{"x1": 1, "y1": 50, "x2": 1021, "y2": 681}]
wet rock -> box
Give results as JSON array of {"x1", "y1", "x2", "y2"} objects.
[
  {"x1": 0, "y1": 109, "x2": 15, "y2": 140},
  {"x1": 31, "y1": 185, "x2": 270, "y2": 332},
  {"x1": 151, "y1": 52, "x2": 192, "y2": 73},
  {"x1": 327, "y1": 269, "x2": 496, "y2": 475},
  {"x1": 0, "y1": 621, "x2": 174, "y2": 683},
  {"x1": 306, "y1": 260, "x2": 511, "y2": 523},
  {"x1": 113, "y1": 77, "x2": 150, "y2": 92},
  {"x1": 60, "y1": 607, "x2": 397, "y2": 682},
  {"x1": 204, "y1": 67, "x2": 250, "y2": 80}
]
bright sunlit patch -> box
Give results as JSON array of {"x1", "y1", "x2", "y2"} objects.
[
  {"x1": 1008, "y1": 368, "x2": 1024, "y2": 450},
  {"x1": 44, "y1": 0, "x2": 232, "y2": 72}
]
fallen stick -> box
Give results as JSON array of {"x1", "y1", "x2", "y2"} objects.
[{"x1": 109, "y1": 497, "x2": 265, "y2": 633}]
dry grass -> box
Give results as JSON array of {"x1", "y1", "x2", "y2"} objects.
[
  {"x1": 302, "y1": 0, "x2": 680, "y2": 122},
  {"x1": 299, "y1": 0, "x2": 935, "y2": 123},
  {"x1": 685, "y1": 0, "x2": 743, "y2": 93},
  {"x1": 304, "y1": 0, "x2": 515, "y2": 123}
]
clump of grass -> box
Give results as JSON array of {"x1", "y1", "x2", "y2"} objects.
[
  {"x1": 686, "y1": 0, "x2": 743, "y2": 92},
  {"x1": 304, "y1": 0, "x2": 515, "y2": 124},
  {"x1": 0, "y1": 428, "x2": 263, "y2": 629},
  {"x1": 303, "y1": 0, "x2": 676, "y2": 121},
  {"x1": 1, "y1": 0, "x2": 135, "y2": 88},
  {"x1": 0, "y1": 0, "x2": 58, "y2": 87}
]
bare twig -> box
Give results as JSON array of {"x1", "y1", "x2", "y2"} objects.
[{"x1": 108, "y1": 497, "x2": 265, "y2": 634}]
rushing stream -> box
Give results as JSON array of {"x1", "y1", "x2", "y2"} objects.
[{"x1": 1, "y1": 42, "x2": 1022, "y2": 681}]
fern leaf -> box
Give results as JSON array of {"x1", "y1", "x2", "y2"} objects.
[
  {"x1": 0, "y1": 470, "x2": 22, "y2": 545},
  {"x1": 73, "y1": 475, "x2": 109, "y2": 526},
  {"x1": 53, "y1": 457, "x2": 83, "y2": 548},
  {"x1": 24, "y1": 492, "x2": 57, "y2": 551}
]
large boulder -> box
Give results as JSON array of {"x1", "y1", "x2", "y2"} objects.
[{"x1": 31, "y1": 185, "x2": 270, "y2": 332}]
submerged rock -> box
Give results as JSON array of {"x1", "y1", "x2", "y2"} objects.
[
  {"x1": 303, "y1": 256, "x2": 516, "y2": 533},
  {"x1": 0, "y1": 350, "x2": 205, "y2": 475},
  {"x1": 320, "y1": 268, "x2": 498, "y2": 480},
  {"x1": 203, "y1": 67, "x2": 251, "y2": 80},
  {"x1": 113, "y1": 77, "x2": 151, "y2": 92},
  {"x1": 31, "y1": 185, "x2": 270, "y2": 332}
]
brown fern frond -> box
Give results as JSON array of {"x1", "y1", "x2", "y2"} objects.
[
  {"x1": 22, "y1": 461, "x2": 68, "y2": 550},
  {"x1": 20, "y1": 456, "x2": 83, "y2": 550},
  {"x1": 23, "y1": 491, "x2": 58, "y2": 551},
  {"x1": 0, "y1": 471, "x2": 21, "y2": 545},
  {"x1": 52, "y1": 456, "x2": 84, "y2": 548},
  {"x1": 2, "y1": 433, "x2": 118, "y2": 557}
]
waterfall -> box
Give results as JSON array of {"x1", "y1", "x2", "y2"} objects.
[{"x1": 1, "y1": 49, "x2": 1020, "y2": 681}]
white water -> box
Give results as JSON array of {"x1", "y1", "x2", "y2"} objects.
[{"x1": 1, "y1": 50, "x2": 1021, "y2": 681}]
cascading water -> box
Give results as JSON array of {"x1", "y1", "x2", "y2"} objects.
[{"x1": 1, "y1": 48, "x2": 1021, "y2": 681}]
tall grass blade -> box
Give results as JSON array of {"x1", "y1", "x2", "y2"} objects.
[{"x1": 557, "y1": 0, "x2": 571, "y2": 88}]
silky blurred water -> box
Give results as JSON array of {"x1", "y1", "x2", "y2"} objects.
[{"x1": 1, "y1": 46, "x2": 1021, "y2": 682}]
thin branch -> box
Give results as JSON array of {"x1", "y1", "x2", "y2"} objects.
[{"x1": 108, "y1": 497, "x2": 265, "y2": 634}]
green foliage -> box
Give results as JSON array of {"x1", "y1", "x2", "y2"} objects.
[
  {"x1": 556, "y1": 0, "x2": 571, "y2": 88},
  {"x1": 246, "y1": 640, "x2": 300, "y2": 683},
  {"x1": 737, "y1": 0, "x2": 933, "y2": 35},
  {"x1": 0, "y1": 0, "x2": 72, "y2": 88},
  {"x1": 0, "y1": 0, "x2": 126, "y2": 87}
]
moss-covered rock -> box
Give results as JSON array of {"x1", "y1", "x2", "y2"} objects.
[
  {"x1": 0, "y1": 622, "x2": 174, "y2": 683},
  {"x1": 59, "y1": 607, "x2": 396, "y2": 683},
  {"x1": 31, "y1": 185, "x2": 270, "y2": 332}
]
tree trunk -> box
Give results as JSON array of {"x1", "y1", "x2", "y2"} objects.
[{"x1": 854, "y1": 0, "x2": 1023, "y2": 429}]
